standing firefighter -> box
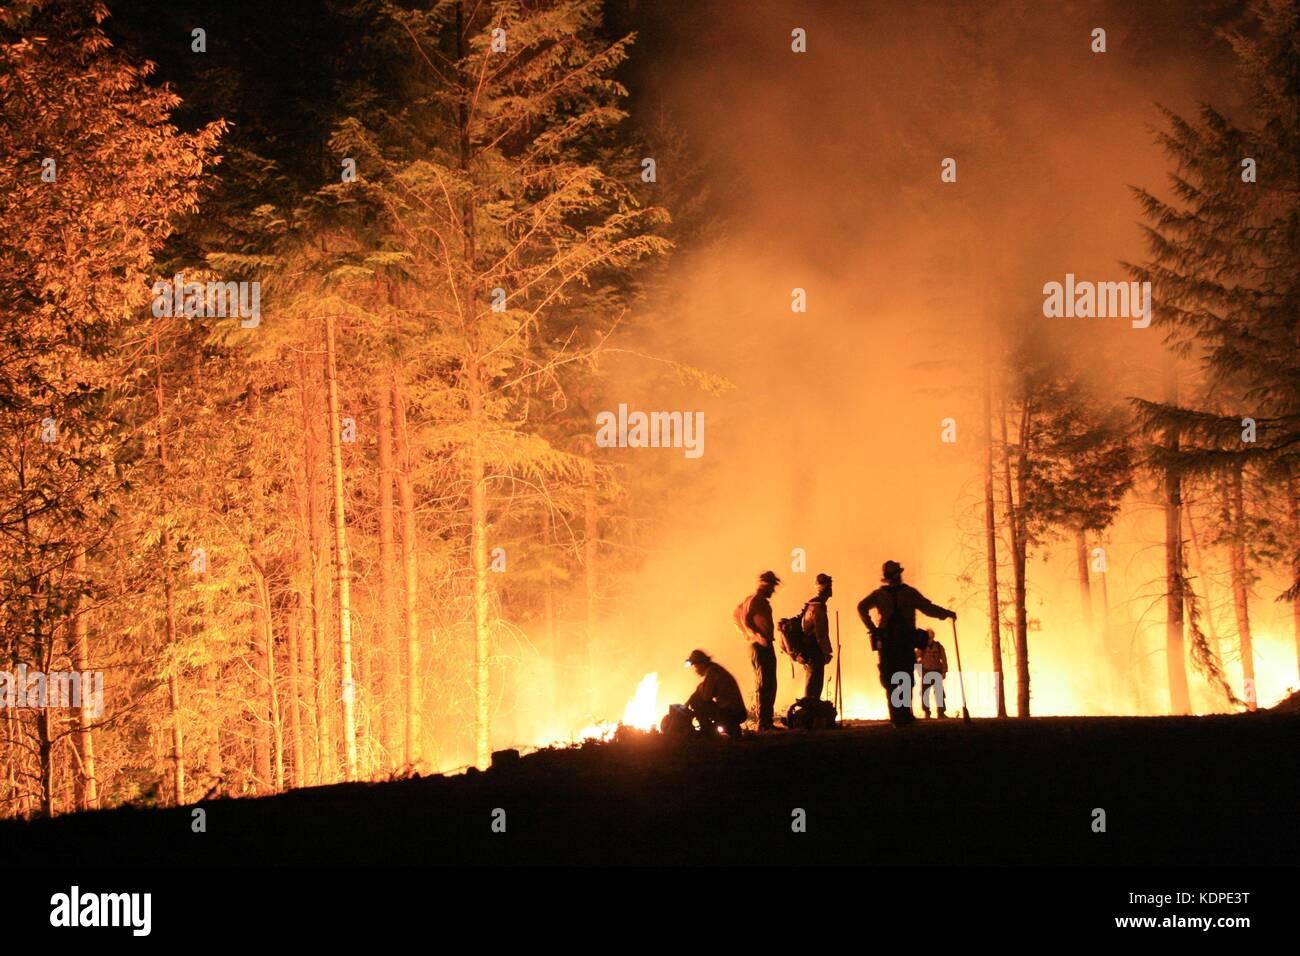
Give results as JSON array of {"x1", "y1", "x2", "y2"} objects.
[
  {"x1": 799, "y1": 573, "x2": 834, "y2": 700},
  {"x1": 918, "y1": 628, "x2": 949, "y2": 718},
  {"x1": 857, "y1": 560, "x2": 956, "y2": 726},
  {"x1": 684, "y1": 650, "x2": 747, "y2": 739},
  {"x1": 735, "y1": 570, "x2": 780, "y2": 731}
]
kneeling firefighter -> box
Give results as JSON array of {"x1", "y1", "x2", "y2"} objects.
[{"x1": 682, "y1": 649, "x2": 747, "y2": 738}]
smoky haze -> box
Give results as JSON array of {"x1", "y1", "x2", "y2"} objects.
[{"x1": 502, "y1": 0, "x2": 1288, "y2": 748}]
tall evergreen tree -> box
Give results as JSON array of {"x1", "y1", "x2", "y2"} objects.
[
  {"x1": 1128, "y1": 0, "x2": 1300, "y2": 681},
  {"x1": 381, "y1": 0, "x2": 669, "y2": 768},
  {"x1": 0, "y1": 0, "x2": 220, "y2": 814}
]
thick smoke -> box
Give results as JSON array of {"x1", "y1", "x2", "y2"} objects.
[{"x1": 501, "y1": 1, "x2": 1292, "y2": 751}]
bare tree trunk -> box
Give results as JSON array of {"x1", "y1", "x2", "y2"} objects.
[
  {"x1": 249, "y1": 612, "x2": 270, "y2": 789},
  {"x1": 14, "y1": 439, "x2": 56, "y2": 816},
  {"x1": 36, "y1": 709, "x2": 52, "y2": 817},
  {"x1": 299, "y1": 345, "x2": 335, "y2": 782},
  {"x1": 4, "y1": 711, "x2": 23, "y2": 816},
  {"x1": 1228, "y1": 466, "x2": 1256, "y2": 710},
  {"x1": 162, "y1": 568, "x2": 185, "y2": 803},
  {"x1": 1013, "y1": 410, "x2": 1030, "y2": 719},
  {"x1": 376, "y1": 381, "x2": 398, "y2": 768},
  {"x1": 313, "y1": 481, "x2": 335, "y2": 781},
  {"x1": 1162, "y1": 361, "x2": 1191, "y2": 715},
  {"x1": 324, "y1": 313, "x2": 359, "y2": 780},
  {"x1": 392, "y1": 381, "x2": 422, "y2": 767},
  {"x1": 983, "y1": 368, "x2": 1006, "y2": 717},
  {"x1": 202, "y1": 663, "x2": 222, "y2": 782},
  {"x1": 290, "y1": 366, "x2": 320, "y2": 785},
  {"x1": 457, "y1": 13, "x2": 491, "y2": 771},
  {"x1": 70, "y1": 549, "x2": 98, "y2": 810},
  {"x1": 268, "y1": 596, "x2": 284, "y2": 791},
  {"x1": 253, "y1": 560, "x2": 285, "y2": 790},
  {"x1": 33, "y1": 607, "x2": 53, "y2": 817},
  {"x1": 1075, "y1": 530, "x2": 1093, "y2": 634},
  {"x1": 469, "y1": 365, "x2": 492, "y2": 770},
  {"x1": 584, "y1": 460, "x2": 599, "y2": 713},
  {"x1": 1185, "y1": 498, "x2": 1222, "y2": 659},
  {"x1": 286, "y1": 594, "x2": 306, "y2": 788},
  {"x1": 1000, "y1": 401, "x2": 1031, "y2": 717},
  {"x1": 154, "y1": 334, "x2": 186, "y2": 804},
  {"x1": 542, "y1": 506, "x2": 559, "y2": 716},
  {"x1": 1098, "y1": 556, "x2": 1112, "y2": 656},
  {"x1": 1290, "y1": 468, "x2": 1300, "y2": 684},
  {"x1": 293, "y1": 594, "x2": 317, "y2": 784},
  {"x1": 181, "y1": 344, "x2": 221, "y2": 788}
]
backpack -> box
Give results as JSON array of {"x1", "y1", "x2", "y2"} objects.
[
  {"x1": 873, "y1": 584, "x2": 916, "y2": 648},
  {"x1": 660, "y1": 704, "x2": 695, "y2": 739},
  {"x1": 785, "y1": 697, "x2": 838, "y2": 730},
  {"x1": 777, "y1": 602, "x2": 814, "y2": 662}
]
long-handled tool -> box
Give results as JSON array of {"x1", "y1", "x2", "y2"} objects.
[
  {"x1": 834, "y1": 611, "x2": 843, "y2": 714},
  {"x1": 950, "y1": 617, "x2": 971, "y2": 722}
]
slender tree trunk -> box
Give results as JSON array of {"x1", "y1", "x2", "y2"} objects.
[
  {"x1": 249, "y1": 571, "x2": 273, "y2": 789},
  {"x1": 252, "y1": 560, "x2": 285, "y2": 790},
  {"x1": 4, "y1": 711, "x2": 23, "y2": 816},
  {"x1": 1185, "y1": 499, "x2": 1222, "y2": 659},
  {"x1": 161, "y1": 568, "x2": 185, "y2": 803},
  {"x1": 983, "y1": 368, "x2": 1006, "y2": 717},
  {"x1": 1013, "y1": 410, "x2": 1030, "y2": 718},
  {"x1": 290, "y1": 365, "x2": 320, "y2": 784},
  {"x1": 1075, "y1": 530, "x2": 1094, "y2": 634},
  {"x1": 33, "y1": 606, "x2": 54, "y2": 816},
  {"x1": 1162, "y1": 361, "x2": 1191, "y2": 714},
  {"x1": 245, "y1": 592, "x2": 268, "y2": 789},
  {"x1": 1228, "y1": 466, "x2": 1256, "y2": 710},
  {"x1": 324, "y1": 313, "x2": 359, "y2": 780},
  {"x1": 187, "y1": 355, "x2": 221, "y2": 788},
  {"x1": 1000, "y1": 401, "x2": 1031, "y2": 717},
  {"x1": 584, "y1": 459, "x2": 599, "y2": 713},
  {"x1": 202, "y1": 663, "x2": 222, "y2": 781},
  {"x1": 294, "y1": 593, "x2": 317, "y2": 784},
  {"x1": 1098, "y1": 555, "x2": 1112, "y2": 658},
  {"x1": 300, "y1": 346, "x2": 335, "y2": 782},
  {"x1": 312, "y1": 482, "x2": 335, "y2": 781},
  {"x1": 154, "y1": 335, "x2": 186, "y2": 804},
  {"x1": 286, "y1": 593, "x2": 306, "y2": 788},
  {"x1": 36, "y1": 707, "x2": 52, "y2": 817},
  {"x1": 1289, "y1": 468, "x2": 1300, "y2": 684},
  {"x1": 376, "y1": 381, "x2": 398, "y2": 767},
  {"x1": 16, "y1": 441, "x2": 56, "y2": 816},
  {"x1": 392, "y1": 382, "x2": 422, "y2": 767},
  {"x1": 458, "y1": 9, "x2": 491, "y2": 770},
  {"x1": 542, "y1": 507, "x2": 558, "y2": 716},
  {"x1": 469, "y1": 366, "x2": 492, "y2": 770},
  {"x1": 70, "y1": 550, "x2": 98, "y2": 810}
]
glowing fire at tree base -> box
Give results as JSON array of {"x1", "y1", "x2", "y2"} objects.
[{"x1": 574, "y1": 673, "x2": 660, "y2": 742}]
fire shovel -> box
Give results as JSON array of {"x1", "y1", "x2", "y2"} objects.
[{"x1": 950, "y1": 617, "x2": 971, "y2": 722}]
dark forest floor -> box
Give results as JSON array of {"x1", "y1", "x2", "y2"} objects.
[{"x1": 6, "y1": 713, "x2": 1299, "y2": 865}]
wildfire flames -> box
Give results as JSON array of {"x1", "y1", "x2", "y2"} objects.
[{"x1": 574, "y1": 672, "x2": 661, "y2": 742}]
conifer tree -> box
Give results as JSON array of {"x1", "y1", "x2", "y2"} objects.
[{"x1": 1128, "y1": 0, "x2": 1300, "y2": 681}]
